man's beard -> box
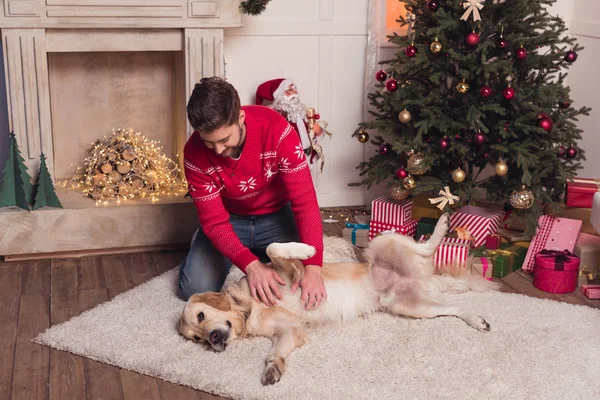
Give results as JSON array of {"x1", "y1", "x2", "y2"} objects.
[
  {"x1": 271, "y1": 95, "x2": 307, "y2": 122},
  {"x1": 225, "y1": 125, "x2": 245, "y2": 159}
]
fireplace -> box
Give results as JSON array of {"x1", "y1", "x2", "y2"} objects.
[{"x1": 0, "y1": 0, "x2": 243, "y2": 257}]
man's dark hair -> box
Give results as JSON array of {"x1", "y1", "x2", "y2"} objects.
[{"x1": 186, "y1": 77, "x2": 241, "y2": 133}]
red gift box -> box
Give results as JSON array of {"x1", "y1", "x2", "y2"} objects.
[
  {"x1": 449, "y1": 205, "x2": 504, "y2": 248},
  {"x1": 369, "y1": 196, "x2": 415, "y2": 240},
  {"x1": 580, "y1": 284, "x2": 600, "y2": 299},
  {"x1": 369, "y1": 220, "x2": 417, "y2": 240},
  {"x1": 566, "y1": 178, "x2": 600, "y2": 208},
  {"x1": 419, "y1": 235, "x2": 470, "y2": 269},
  {"x1": 485, "y1": 234, "x2": 502, "y2": 249},
  {"x1": 533, "y1": 249, "x2": 580, "y2": 294}
]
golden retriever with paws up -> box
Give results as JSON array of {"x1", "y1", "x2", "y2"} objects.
[{"x1": 178, "y1": 214, "x2": 500, "y2": 385}]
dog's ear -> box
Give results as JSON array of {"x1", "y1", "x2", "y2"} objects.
[{"x1": 189, "y1": 292, "x2": 231, "y2": 312}]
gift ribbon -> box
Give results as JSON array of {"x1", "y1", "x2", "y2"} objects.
[
  {"x1": 480, "y1": 257, "x2": 491, "y2": 280},
  {"x1": 460, "y1": 0, "x2": 485, "y2": 22},
  {"x1": 579, "y1": 265, "x2": 599, "y2": 281},
  {"x1": 538, "y1": 249, "x2": 575, "y2": 271},
  {"x1": 345, "y1": 222, "x2": 369, "y2": 245},
  {"x1": 483, "y1": 248, "x2": 514, "y2": 258},
  {"x1": 429, "y1": 186, "x2": 460, "y2": 211}
]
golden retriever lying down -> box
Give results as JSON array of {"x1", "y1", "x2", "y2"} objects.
[{"x1": 178, "y1": 214, "x2": 500, "y2": 385}]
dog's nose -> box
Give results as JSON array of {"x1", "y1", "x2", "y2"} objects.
[{"x1": 209, "y1": 330, "x2": 226, "y2": 344}]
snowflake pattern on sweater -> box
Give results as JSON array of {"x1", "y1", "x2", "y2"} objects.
[{"x1": 183, "y1": 105, "x2": 323, "y2": 271}]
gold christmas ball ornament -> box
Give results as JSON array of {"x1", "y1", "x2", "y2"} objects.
[
  {"x1": 357, "y1": 130, "x2": 369, "y2": 143},
  {"x1": 509, "y1": 185, "x2": 535, "y2": 210},
  {"x1": 452, "y1": 167, "x2": 466, "y2": 183},
  {"x1": 430, "y1": 40, "x2": 443, "y2": 53},
  {"x1": 398, "y1": 109, "x2": 412, "y2": 123},
  {"x1": 495, "y1": 160, "x2": 509, "y2": 176},
  {"x1": 403, "y1": 176, "x2": 417, "y2": 190},
  {"x1": 456, "y1": 79, "x2": 470, "y2": 94},
  {"x1": 407, "y1": 153, "x2": 429, "y2": 175},
  {"x1": 389, "y1": 184, "x2": 410, "y2": 201}
]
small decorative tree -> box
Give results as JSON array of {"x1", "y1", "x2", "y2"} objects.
[
  {"x1": 0, "y1": 132, "x2": 34, "y2": 211},
  {"x1": 33, "y1": 153, "x2": 63, "y2": 210}
]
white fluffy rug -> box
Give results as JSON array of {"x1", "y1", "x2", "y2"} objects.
[{"x1": 34, "y1": 241, "x2": 600, "y2": 400}]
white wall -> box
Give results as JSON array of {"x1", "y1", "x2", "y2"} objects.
[
  {"x1": 565, "y1": 0, "x2": 599, "y2": 178},
  {"x1": 224, "y1": 0, "x2": 370, "y2": 207}
]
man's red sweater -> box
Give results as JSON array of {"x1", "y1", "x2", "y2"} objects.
[{"x1": 183, "y1": 105, "x2": 323, "y2": 272}]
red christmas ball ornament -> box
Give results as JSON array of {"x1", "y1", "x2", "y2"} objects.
[
  {"x1": 515, "y1": 46, "x2": 528, "y2": 60},
  {"x1": 375, "y1": 70, "x2": 387, "y2": 82},
  {"x1": 439, "y1": 138, "x2": 450, "y2": 151},
  {"x1": 559, "y1": 100, "x2": 571, "y2": 109},
  {"x1": 496, "y1": 38, "x2": 509, "y2": 50},
  {"x1": 465, "y1": 32, "x2": 480, "y2": 47},
  {"x1": 566, "y1": 146, "x2": 578, "y2": 159},
  {"x1": 557, "y1": 145, "x2": 567, "y2": 158},
  {"x1": 379, "y1": 143, "x2": 391, "y2": 156},
  {"x1": 564, "y1": 50, "x2": 578, "y2": 63},
  {"x1": 385, "y1": 78, "x2": 398, "y2": 92},
  {"x1": 405, "y1": 45, "x2": 418, "y2": 58},
  {"x1": 474, "y1": 132, "x2": 486, "y2": 145},
  {"x1": 427, "y1": 0, "x2": 440, "y2": 12},
  {"x1": 537, "y1": 116, "x2": 553, "y2": 132},
  {"x1": 479, "y1": 85, "x2": 493, "y2": 98},
  {"x1": 503, "y1": 87, "x2": 515, "y2": 100},
  {"x1": 395, "y1": 167, "x2": 408, "y2": 179}
]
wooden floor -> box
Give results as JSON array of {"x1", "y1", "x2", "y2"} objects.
[{"x1": 1, "y1": 221, "x2": 598, "y2": 400}]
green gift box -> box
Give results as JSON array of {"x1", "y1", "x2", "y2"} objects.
[
  {"x1": 471, "y1": 244, "x2": 527, "y2": 278},
  {"x1": 415, "y1": 217, "x2": 438, "y2": 240}
]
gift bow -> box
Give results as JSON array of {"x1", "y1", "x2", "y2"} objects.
[
  {"x1": 483, "y1": 248, "x2": 515, "y2": 258},
  {"x1": 538, "y1": 249, "x2": 575, "y2": 271},
  {"x1": 579, "y1": 265, "x2": 599, "y2": 281},
  {"x1": 460, "y1": 0, "x2": 485, "y2": 22},
  {"x1": 429, "y1": 186, "x2": 460, "y2": 210}
]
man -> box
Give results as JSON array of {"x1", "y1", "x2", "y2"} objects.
[{"x1": 179, "y1": 76, "x2": 326, "y2": 310}]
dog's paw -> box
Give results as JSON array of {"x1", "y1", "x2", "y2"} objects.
[
  {"x1": 267, "y1": 242, "x2": 316, "y2": 260},
  {"x1": 261, "y1": 361, "x2": 283, "y2": 386},
  {"x1": 468, "y1": 316, "x2": 490, "y2": 332},
  {"x1": 434, "y1": 213, "x2": 450, "y2": 236}
]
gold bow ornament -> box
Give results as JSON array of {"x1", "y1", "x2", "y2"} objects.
[
  {"x1": 579, "y1": 265, "x2": 600, "y2": 283},
  {"x1": 460, "y1": 0, "x2": 485, "y2": 22},
  {"x1": 429, "y1": 186, "x2": 460, "y2": 211}
]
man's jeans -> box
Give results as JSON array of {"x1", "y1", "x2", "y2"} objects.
[{"x1": 178, "y1": 203, "x2": 300, "y2": 300}]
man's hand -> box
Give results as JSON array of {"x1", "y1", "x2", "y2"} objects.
[
  {"x1": 291, "y1": 265, "x2": 327, "y2": 310},
  {"x1": 246, "y1": 260, "x2": 285, "y2": 306}
]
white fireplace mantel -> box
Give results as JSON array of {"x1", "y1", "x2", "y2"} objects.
[{"x1": 0, "y1": 0, "x2": 243, "y2": 257}]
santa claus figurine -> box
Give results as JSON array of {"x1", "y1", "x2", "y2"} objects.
[{"x1": 255, "y1": 78, "x2": 330, "y2": 172}]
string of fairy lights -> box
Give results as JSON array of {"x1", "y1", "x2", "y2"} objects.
[
  {"x1": 320, "y1": 207, "x2": 370, "y2": 223},
  {"x1": 60, "y1": 128, "x2": 187, "y2": 205}
]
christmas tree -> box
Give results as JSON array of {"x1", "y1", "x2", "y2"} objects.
[
  {"x1": 33, "y1": 153, "x2": 63, "y2": 210},
  {"x1": 353, "y1": 0, "x2": 591, "y2": 236},
  {"x1": 0, "y1": 132, "x2": 34, "y2": 211}
]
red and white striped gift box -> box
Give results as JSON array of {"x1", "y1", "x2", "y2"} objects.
[
  {"x1": 369, "y1": 220, "x2": 418, "y2": 240},
  {"x1": 418, "y1": 235, "x2": 470, "y2": 268},
  {"x1": 449, "y1": 205, "x2": 504, "y2": 248},
  {"x1": 371, "y1": 195, "x2": 413, "y2": 227}
]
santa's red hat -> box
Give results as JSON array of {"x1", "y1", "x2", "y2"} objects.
[{"x1": 255, "y1": 78, "x2": 293, "y2": 105}]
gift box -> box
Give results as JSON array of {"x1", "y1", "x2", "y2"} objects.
[
  {"x1": 342, "y1": 223, "x2": 370, "y2": 247},
  {"x1": 449, "y1": 205, "x2": 504, "y2": 248},
  {"x1": 533, "y1": 249, "x2": 580, "y2": 294},
  {"x1": 430, "y1": 237, "x2": 470, "y2": 269},
  {"x1": 485, "y1": 234, "x2": 502, "y2": 250},
  {"x1": 411, "y1": 193, "x2": 461, "y2": 221},
  {"x1": 495, "y1": 228, "x2": 529, "y2": 243},
  {"x1": 499, "y1": 210, "x2": 528, "y2": 232},
  {"x1": 370, "y1": 220, "x2": 418, "y2": 240},
  {"x1": 565, "y1": 178, "x2": 600, "y2": 208},
  {"x1": 415, "y1": 217, "x2": 438, "y2": 240},
  {"x1": 471, "y1": 257, "x2": 493, "y2": 280},
  {"x1": 592, "y1": 192, "x2": 600, "y2": 233},
  {"x1": 573, "y1": 243, "x2": 600, "y2": 286},
  {"x1": 471, "y1": 244, "x2": 528, "y2": 278},
  {"x1": 522, "y1": 215, "x2": 582, "y2": 274},
  {"x1": 369, "y1": 196, "x2": 416, "y2": 240},
  {"x1": 580, "y1": 284, "x2": 600, "y2": 300}
]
